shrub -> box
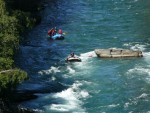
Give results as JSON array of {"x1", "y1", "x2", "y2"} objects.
[
  {"x1": 0, "y1": 69, "x2": 28, "y2": 97},
  {"x1": 0, "y1": 58, "x2": 14, "y2": 71}
]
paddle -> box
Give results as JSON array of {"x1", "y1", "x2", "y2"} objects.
[{"x1": 63, "y1": 32, "x2": 67, "y2": 35}]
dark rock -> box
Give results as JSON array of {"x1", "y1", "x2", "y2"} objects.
[
  {"x1": 0, "y1": 98, "x2": 34, "y2": 113},
  {"x1": 12, "y1": 92, "x2": 38, "y2": 103}
]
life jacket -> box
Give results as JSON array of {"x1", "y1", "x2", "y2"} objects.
[
  {"x1": 58, "y1": 29, "x2": 63, "y2": 34},
  {"x1": 48, "y1": 28, "x2": 55, "y2": 36}
]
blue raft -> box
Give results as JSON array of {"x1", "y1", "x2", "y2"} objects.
[{"x1": 49, "y1": 33, "x2": 64, "y2": 40}]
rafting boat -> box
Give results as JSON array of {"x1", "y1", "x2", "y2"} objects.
[
  {"x1": 65, "y1": 55, "x2": 82, "y2": 62},
  {"x1": 49, "y1": 33, "x2": 64, "y2": 40}
]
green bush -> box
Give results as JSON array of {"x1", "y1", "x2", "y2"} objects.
[
  {"x1": 0, "y1": 0, "x2": 38, "y2": 98},
  {"x1": 0, "y1": 69, "x2": 28, "y2": 97},
  {"x1": 0, "y1": 58, "x2": 14, "y2": 71},
  {"x1": 0, "y1": 15, "x2": 19, "y2": 34},
  {"x1": 0, "y1": 0, "x2": 42, "y2": 99},
  {"x1": 0, "y1": 0, "x2": 7, "y2": 16},
  {"x1": 13, "y1": 10, "x2": 36, "y2": 33}
]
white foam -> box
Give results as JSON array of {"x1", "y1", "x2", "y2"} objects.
[
  {"x1": 32, "y1": 109, "x2": 43, "y2": 112},
  {"x1": 65, "y1": 51, "x2": 97, "y2": 74},
  {"x1": 80, "y1": 51, "x2": 97, "y2": 61},
  {"x1": 143, "y1": 52, "x2": 150, "y2": 57},
  {"x1": 50, "y1": 104, "x2": 71, "y2": 112},
  {"x1": 130, "y1": 44, "x2": 146, "y2": 51},
  {"x1": 107, "y1": 104, "x2": 120, "y2": 108},
  {"x1": 80, "y1": 90, "x2": 89, "y2": 98},
  {"x1": 136, "y1": 93, "x2": 148, "y2": 99},
  {"x1": 67, "y1": 66, "x2": 76, "y2": 74},
  {"x1": 38, "y1": 66, "x2": 61, "y2": 75},
  {"x1": 123, "y1": 93, "x2": 149, "y2": 110},
  {"x1": 124, "y1": 102, "x2": 130, "y2": 108},
  {"x1": 99, "y1": 104, "x2": 120, "y2": 109},
  {"x1": 145, "y1": 77, "x2": 150, "y2": 83},
  {"x1": 80, "y1": 51, "x2": 97, "y2": 57},
  {"x1": 72, "y1": 81, "x2": 83, "y2": 89},
  {"x1": 73, "y1": 51, "x2": 96, "y2": 72},
  {"x1": 127, "y1": 67, "x2": 150, "y2": 76},
  {"x1": 127, "y1": 66, "x2": 150, "y2": 83},
  {"x1": 48, "y1": 81, "x2": 89, "y2": 112},
  {"x1": 81, "y1": 80, "x2": 92, "y2": 85},
  {"x1": 143, "y1": 52, "x2": 150, "y2": 64},
  {"x1": 123, "y1": 43, "x2": 146, "y2": 51},
  {"x1": 123, "y1": 43, "x2": 131, "y2": 47},
  {"x1": 51, "y1": 76, "x2": 56, "y2": 81}
]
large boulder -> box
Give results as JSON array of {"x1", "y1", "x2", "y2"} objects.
[{"x1": 95, "y1": 48, "x2": 143, "y2": 58}]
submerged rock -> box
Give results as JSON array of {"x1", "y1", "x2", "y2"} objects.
[{"x1": 95, "y1": 48, "x2": 143, "y2": 58}]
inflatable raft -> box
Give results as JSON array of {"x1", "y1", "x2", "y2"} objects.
[
  {"x1": 65, "y1": 55, "x2": 81, "y2": 62},
  {"x1": 49, "y1": 33, "x2": 64, "y2": 40}
]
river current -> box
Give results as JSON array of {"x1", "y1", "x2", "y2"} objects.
[{"x1": 17, "y1": 0, "x2": 150, "y2": 113}]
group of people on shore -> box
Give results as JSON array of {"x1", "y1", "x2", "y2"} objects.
[{"x1": 48, "y1": 27, "x2": 63, "y2": 37}]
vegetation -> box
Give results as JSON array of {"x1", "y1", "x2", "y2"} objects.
[
  {"x1": 0, "y1": 69, "x2": 28, "y2": 97},
  {"x1": 0, "y1": 0, "x2": 41, "y2": 97}
]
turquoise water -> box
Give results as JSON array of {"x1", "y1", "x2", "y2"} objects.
[{"x1": 18, "y1": 0, "x2": 150, "y2": 113}]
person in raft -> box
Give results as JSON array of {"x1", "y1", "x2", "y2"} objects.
[
  {"x1": 70, "y1": 52, "x2": 75, "y2": 58},
  {"x1": 48, "y1": 27, "x2": 63, "y2": 37},
  {"x1": 48, "y1": 28, "x2": 55, "y2": 37},
  {"x1": 58, "y1": 28, "x2": 63, "y2": 34},
  {"x1": 66, "y1": 52, "x2": 75, "y2": 61}
]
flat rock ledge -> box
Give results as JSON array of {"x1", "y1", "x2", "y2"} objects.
[{"x1": 95, "y1": 48, "x2": 143, "y2": 58}]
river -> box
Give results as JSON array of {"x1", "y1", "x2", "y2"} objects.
[{"x1": 17, "y1": 0, "x2": 150, "y2": 113}]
